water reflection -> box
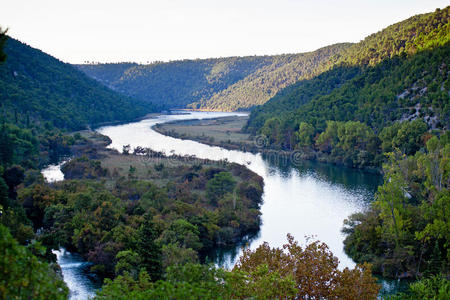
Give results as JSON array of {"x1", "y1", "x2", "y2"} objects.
[
  {"x1": 98, "y1": 111, "x2": 382, "y2": 269},
  {"x1": 40, "y1": 111, "x2": 385, "y2": 299},
  {"x1": 210, "y1": 230, "x2": 261, "y2": 268},
  {"x1": 263, "y1": 152, "x2": 382, "y2": 196}
]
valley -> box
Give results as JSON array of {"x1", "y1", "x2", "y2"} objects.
[
  {"x1": 0, "y1": 5, "x2": 449, "y2": 300},
  {"x1": 48, "y1": 111, "x2": 383, "y2": 298}
]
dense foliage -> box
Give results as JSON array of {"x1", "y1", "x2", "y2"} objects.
[
  {"x1": 0, "y1": 225, "x2": 68, "y2": 299},
  {"x1": 246, "y1": 7, "x2": 449, "y2": 161},
  {"x1": 1, "y1": 7, "x2": 449, "y2": 299},
  {"x1": 77, "y1": 56, "x2": 273, "y2": 110},
  {"x1": 95, "y1": 235, "x2": 380, "y2": 299},
  {"x1": 0, "y1": 37, "x2": 155, "y2": 130},
  {"x1": 77, "y1": 44, "x2": 349, "y2": 111},
  {"x1": 389, "y1": 275, "x2": 449, "y2": 299},
  {"x1": 243, "y1": 7, "x2": 450, "y2": 296},
  {"x1": 27, "y1": 149, "x2": 264, "y2": 278},
  {"x1": 0, "y1": 125, "x2": 83, "y2": 298},
  {"x1": 343, "y1": 136, "x2": 449, "y2": 279},
  {"x1": 190, "y1": 44, "x2": 350, "y2": 111}
]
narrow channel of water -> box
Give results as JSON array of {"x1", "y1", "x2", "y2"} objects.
[{"x1": 52, "y1": 249, "x2": 102, "y2": 300}]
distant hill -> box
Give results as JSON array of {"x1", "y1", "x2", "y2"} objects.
[
  {"x1": 76, "y1": 44, "x2": 350, "y2": 111},
  {"x1": 76, "y1": 62, "x2": 138, "y2": 87},
  {"x1": 190, "y1": 44, "x2": 351, "y2": 111},
  {"x1": 0, "y1": 38, "x2": 154, "y2": 130},
  {"x1": 77, "y1": 57, "x2": 273, "y2": 110},
  {"x1": 246, "y1": 7, "x2": 450, "y2": 136}
]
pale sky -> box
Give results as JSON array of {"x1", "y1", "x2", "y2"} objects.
[{"x1": 0, "y1": 0, "x2": 448, "y2": 64}]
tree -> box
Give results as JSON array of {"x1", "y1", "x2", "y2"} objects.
[
  {"x1": 394, "y1": 120, "x2": 427, "y2": 155},
  {"x1": 158, "y1": 219, "x2": 202, "y2": 250},
  {"x1": 0, "y1": 177, "x2": 8, "y2": 208},
  {"x1": 390, "y1": 275, "x2": 450, "y2": 300},
  {"x1": 136, "y1": 214, "x2": 162, "y2": 281},
  {"x1": 379, "y1": 122, "x2": 402, "y2": 153},
  {"x1": 114, "y1": 250, "x2": 142, "y2": 279},
  {"x1": 96, "y1": 264, "x2": 230, "y2": 300},
  {"x1": 296, "y1": 122, "x2": 315, "y2": 148},
  {"x1": 337, "y1": 121, "x2": 373, "y2": 152},
  {"x1": 161, "y1": 243, "x2": 198, "y2": 269},
  {"x1": 2, "y1": 165, "x2": 25, "y2": 190},
  {"x1": 0, "y1": 225, "x2": 68, "y2": 299},
  {"x1": 374, "y1": 151, "x2": 411, "y2": 247},
  {"x1": 316, "y1": 121, "x2": 340, "y2": 152},
  {"x1": 0, "y1": 125, "x2": 14, "y2": 166},
  {"x1": 228, "y1": 263, "x2": 297, "y2": 299},
  {"x1": 233, "y1": 234, "x2": 380, "y2": 299},
  {"x1": 261, "y1": 117, "x2": 281, "y2": 145},
  {"x1": 206, "y1": 171, "x2": 236, "y2": 203}
]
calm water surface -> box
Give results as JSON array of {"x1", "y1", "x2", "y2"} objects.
[
  {"x1": 97, "y1": 111, "x2": 382, "y2": 268},
  {"x1": 43, "y1": 111, "x2": 386, "y2": 298}
]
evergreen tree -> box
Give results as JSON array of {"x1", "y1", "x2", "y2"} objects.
[
  {"x1": 0, "y1": 177, "x2": 8, "y2": 209},
  {"x1": 137, "y1": 214, "x2": 162, "y2": 281},
  {"x1": 0, "y1": 125, "x2": 14, "y2": 166},
  {"x1": 426, "y1": 240, "x2": 443, "y2": 276}
]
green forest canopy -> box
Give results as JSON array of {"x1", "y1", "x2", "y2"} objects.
[
  {"x1": 0, "y1": 37, "x2": 155, "y2": 131},
  {"x1": 76, "y1": 44, "x2": 350, "y2": 111}
]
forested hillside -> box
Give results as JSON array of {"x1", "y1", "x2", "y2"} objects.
[
  {"x1": 77, "y1": 57, "x2": 274, "y2": 109},
  {"x1": 0, "y1": 38, "x2": 155, "y2": 131},
  {"x1": 240, "y1": 7, "x2": 450, "y2": 292},
  {"x1": 76, "y1": 62, "x2": 138, "y2": 87},
  {"x1": 190, "y1": 44, "x2": 350, "y2": 111},
  {"x1": 246, "y1": 7, "x2": 449, "y2": 168},
  {"x1": 76, "y1": 44, "x2": 349, "y2": 111}
]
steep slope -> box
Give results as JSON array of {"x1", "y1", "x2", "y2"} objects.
[
  {"x1": 190, "y1": 44, "x2": 351, "y2": 111},
  {"x1": 76, "y1": 62, "x2": 138, "y2": 87},
  {"x1": 0, "y1": 38, "x2": 154, "y2": 130},
  {"x1": 246, "y1": 7, "x2": 449, "y2": 135},
  {"x1": 77, "y1": 56, "x2": 274, "y2": 109},
  {"x1": 76, "y1": 44, "x2": 350, "y2": 111}
]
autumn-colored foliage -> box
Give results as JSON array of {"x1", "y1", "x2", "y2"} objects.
[{"x1": 233, "y1": 234, "x2": 380, "y2": 299}]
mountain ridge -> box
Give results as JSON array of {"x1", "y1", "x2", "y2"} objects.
[
  {"x1": 76, "y1": 43, "x2": 351, "y2": 110},
  {"x1": 246, "y1": 6, "x2": 449, "y2": 136},
  {"x1": 0, "y1": 37, "x2": 155, "y2": 130}
]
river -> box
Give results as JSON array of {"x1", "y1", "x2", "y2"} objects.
[
  {"x1": 97, "y1": 111, "x2": 381, "y2": 268},
  {"x1": 43, "y1": 111, "x2": 387, "y2": 298}
]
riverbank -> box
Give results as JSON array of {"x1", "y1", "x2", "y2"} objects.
[
  {"x1": 67, "y1": 129, "x2": 264, "y2": 193},
  {"x1": 95, "y1": 112, "x2": 391, "y2": 297},
  {"x1": 153, "y1": 115, "x2": 381, "y2": 173},
  {"x1": 98, "y1": 112, "x2": 382, "y2": 269},
  {"x1": 153, "y1": 115, "x2": 258, "y2": 152},
  {"x1": 88, "y1": 112, "x2": 163, "y2": 130},
  {"x1": 42, "y1": 127, "x2": 264, "y2": 276},
  {"x1": 38, "y1": 111, "x2": 388, "y2": 298}
]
